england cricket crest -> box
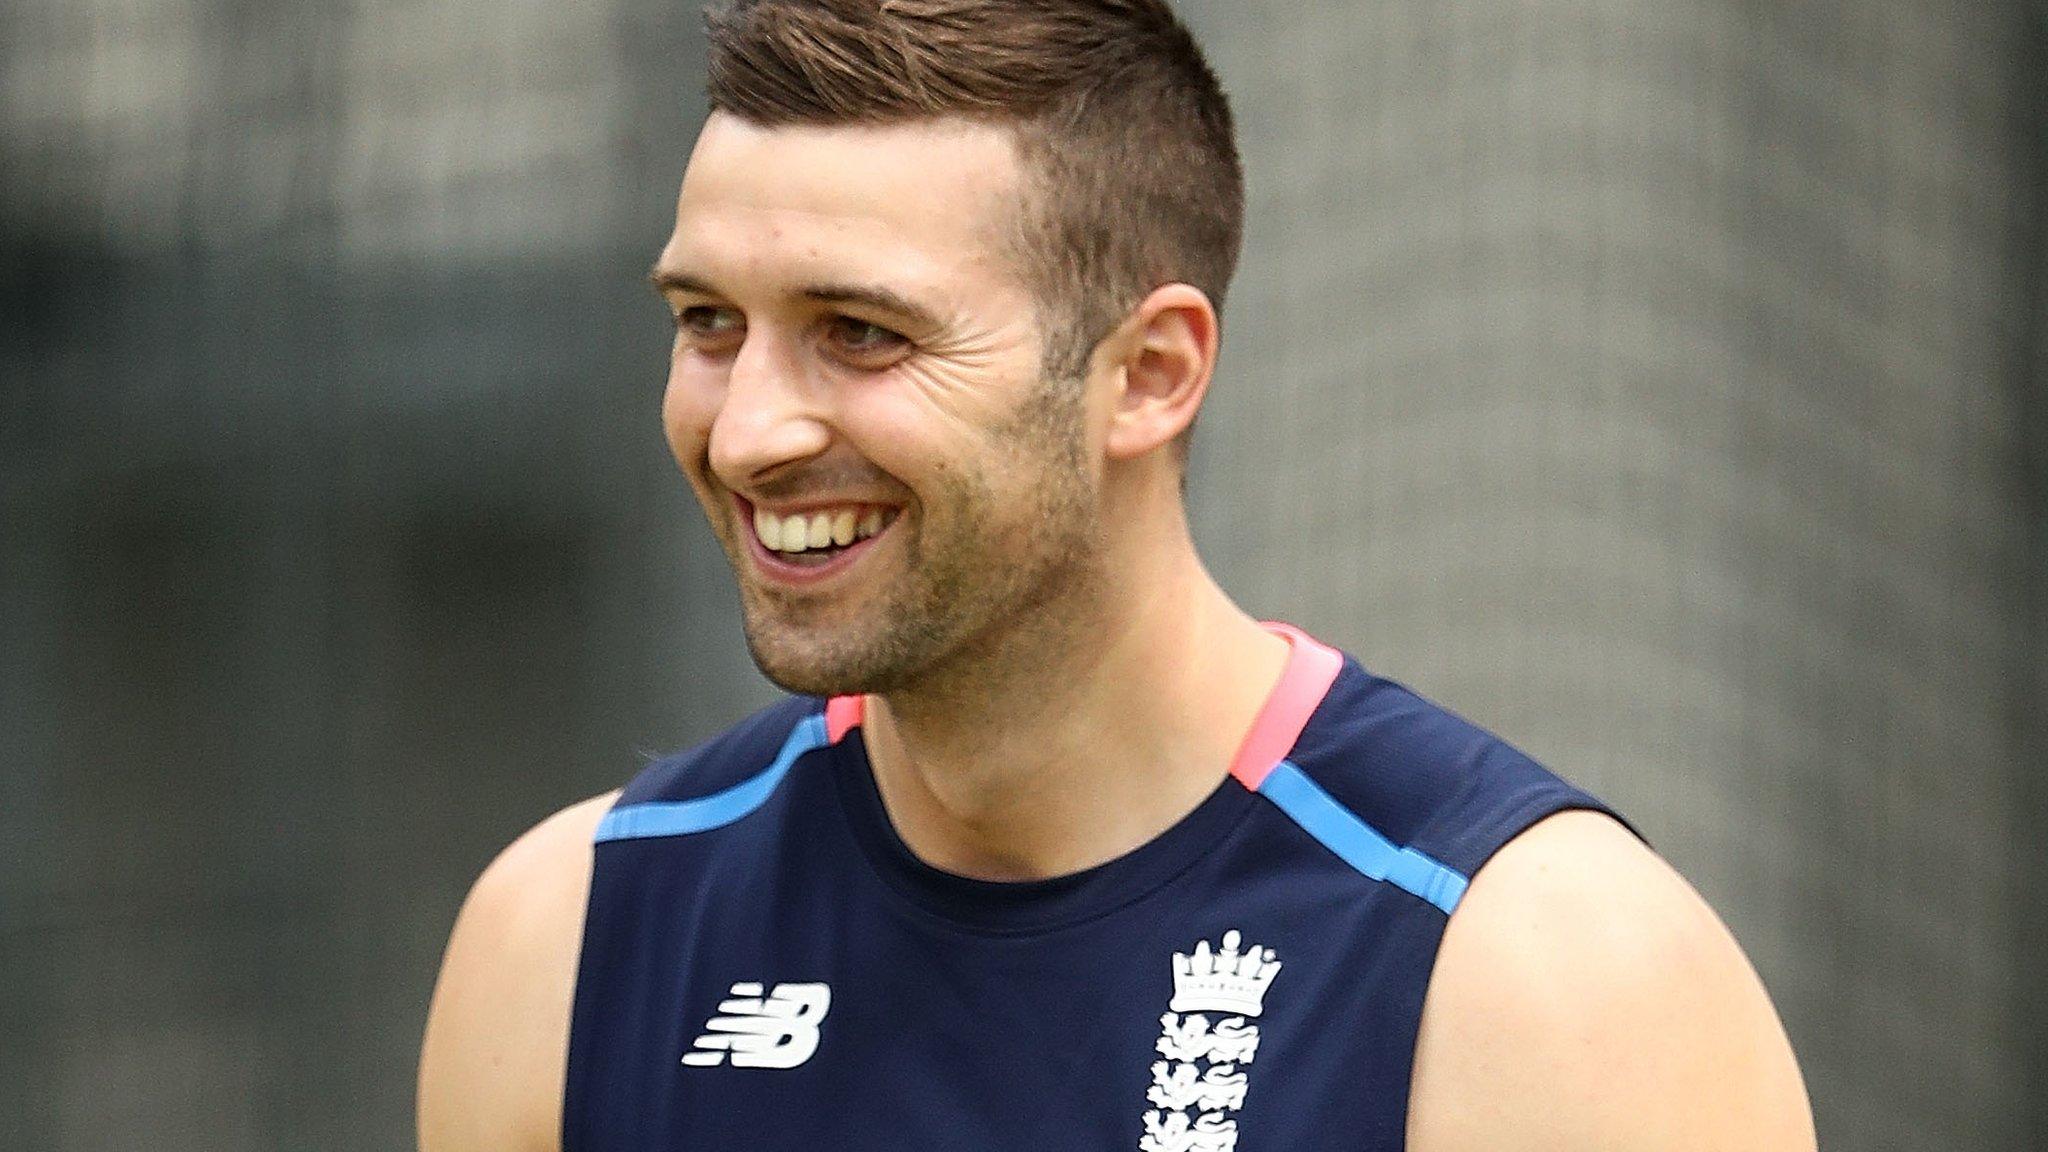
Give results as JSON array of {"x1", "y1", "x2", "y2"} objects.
[{"x1": 1137, "y1": 930, "x2": 1280, "y2": 1152}]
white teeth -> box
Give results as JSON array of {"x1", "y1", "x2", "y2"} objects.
[
  {"x1": 754, "y1": 505, "x2": 893, "y2": 554},
  {"x1": 778, "y1": 514, "x2": 807, "y2": 552}
]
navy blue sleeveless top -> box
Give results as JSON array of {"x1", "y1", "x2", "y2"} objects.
[{"x1": 563, "y1": 625, "x2": 1626, "y2": 1150}]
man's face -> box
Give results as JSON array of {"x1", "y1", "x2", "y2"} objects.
[{"x1": 653, "y1": 113, "x2": 1107, "y2": 696}]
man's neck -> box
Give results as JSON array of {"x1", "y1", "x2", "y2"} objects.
[{"x1": 859, "y1": 542, "x2": 1291, "y2": 883}]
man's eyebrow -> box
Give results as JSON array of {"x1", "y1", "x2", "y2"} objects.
[
  {"x1": 646, "y1": 267, "x2": 942, "y2": 332},
  {"x1": 799, "y1": 283, "x2": 943, "y2": 331},
  {"x1": 647, "y1": 267, "x2": 715, "y2": 296}
]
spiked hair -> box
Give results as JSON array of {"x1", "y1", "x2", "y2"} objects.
[{"x1": 704, "y1": 0, "x2": 1243, "y2": 378}]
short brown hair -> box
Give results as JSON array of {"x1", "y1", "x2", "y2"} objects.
[{"x1": 704, "y1": 0, "x2": 1243, "y2": 377}]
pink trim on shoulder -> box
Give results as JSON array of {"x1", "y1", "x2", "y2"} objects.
[
  {"x1": 825, "y1": 694, "x2": 865, "y2": 744},
  {"x1": 1227, "y1": 622, "x2": 1345, "y2": 790}
]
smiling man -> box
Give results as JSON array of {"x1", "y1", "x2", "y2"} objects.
[{"x1": 417, "y1": 2, "x2": 1815, "y2": 1150}]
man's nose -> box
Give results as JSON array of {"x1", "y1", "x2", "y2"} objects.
[{"x1": 706, "y1": 332, "x2": 833, "y2": 487}]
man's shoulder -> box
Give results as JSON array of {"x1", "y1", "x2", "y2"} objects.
[
  {"x1": 1290, "y1": 661, "x2": 1628, "y2": 889},
  {"x1": 1300, "y1": 661, "x2": 1558, "y2": 798},
  {"x1": 1406, "y1": 810, "x2": 1816, "y2": 1151},
  {"x1": 417, "y1": 790, "x2": 616, "y2": 1152},
  {"x1": 417, "y1": 697, "x2": 836, "y2": 1150},
  {"x1": 462, "y1": 790, "x2": 619, "y2": 931},
  {"x1": 615, "y1": 694, "x2": 825, "y2": 808}
]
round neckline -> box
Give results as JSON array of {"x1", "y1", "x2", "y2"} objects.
[
  {"x1": 823, "y1": 622, "x2": 1345, "y2": 936},
  {"x1": 828, "y1": 730, "x2": 1259, "y2": 935}
]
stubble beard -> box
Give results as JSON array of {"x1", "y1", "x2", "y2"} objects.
[{"x1": 734, "y1": 381, "x2": 1102, "y2": 700}]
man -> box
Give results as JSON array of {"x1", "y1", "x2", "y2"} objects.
[{"x1": 419, "y1": 1, "x2": 1816, "y2": 1148}]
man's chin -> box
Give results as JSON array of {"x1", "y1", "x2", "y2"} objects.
[
  {"x1": 740, "y1": 621, "x2": 898, "y2": 699},
  {"x1": 750, "y1": 658, "x2": 858, "y2": 699}
]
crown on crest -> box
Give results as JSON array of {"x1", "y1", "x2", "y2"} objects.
[{"x1": 1169, "y1": 929, "x2": 1281, "y2": 1018}]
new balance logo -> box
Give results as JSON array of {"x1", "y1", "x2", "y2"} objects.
[{"x1": 682, "y1": 982, "x2": 832, "y2": 1069}]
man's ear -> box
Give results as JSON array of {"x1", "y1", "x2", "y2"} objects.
[{"x1": 1097, "y1": 283, "x2": 1219, "y2": 462}]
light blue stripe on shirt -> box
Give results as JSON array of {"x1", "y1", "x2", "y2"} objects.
[
  {"x1": 1256, "y1": 759, "x2": 1470, "y2": 913},
  {"x1": 595, "y1": 712, "x2": 830, "y2": 843}
]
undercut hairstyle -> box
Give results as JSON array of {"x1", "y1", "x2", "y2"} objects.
[{"x1": 704, "y1": 0, "x2": 1244, "y2": 380}]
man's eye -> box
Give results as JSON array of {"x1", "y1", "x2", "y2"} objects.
[
  {"x1": 677, "y1": 305, "x2": 743, "y2": 338},
  {"x1": 826, "y1": 317, "x2": 909, "y2": 358}
]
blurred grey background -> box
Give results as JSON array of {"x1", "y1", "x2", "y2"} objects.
[{"x1": 1, "y1": 0, "x2": 2042, "y2": 1148}]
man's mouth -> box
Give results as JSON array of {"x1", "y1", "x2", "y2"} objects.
[{"x1": 750, "y1": 502, "x2": 899, "y2": 567}]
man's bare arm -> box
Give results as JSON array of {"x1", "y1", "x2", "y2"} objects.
[
  {"x1": 417, "y1": 791, "x2": 616, "y2": 1152},
  {"x1": 1407, "y1": 810, "x2": 1816, "y2": 1151}
]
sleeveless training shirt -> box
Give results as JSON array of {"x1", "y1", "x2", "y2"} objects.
[{"x1": 563, "y1": 624, "x2": 1627, "y2": 1150}]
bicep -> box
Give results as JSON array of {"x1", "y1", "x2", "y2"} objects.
[
  {"x1": 1405, "y1": 810, "x2": 1815, "y2": 1152},
  {"x1": 418, "y1": 792, "x2": 614, "y2": 1152}
]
